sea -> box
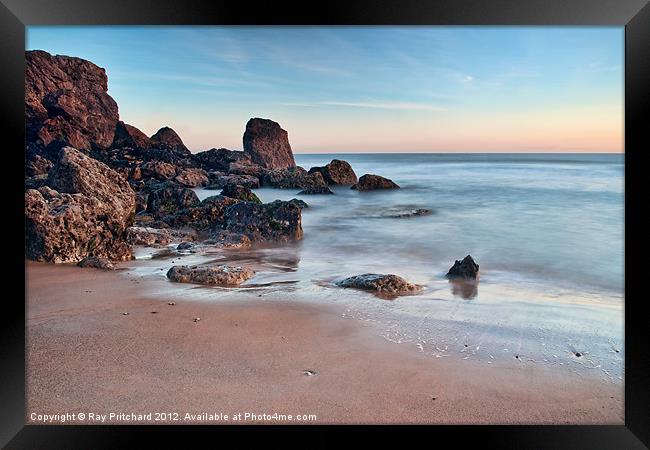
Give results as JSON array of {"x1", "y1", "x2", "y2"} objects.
[{"x1": 133, "y1": 153, "x2": 625, "y2": 383}]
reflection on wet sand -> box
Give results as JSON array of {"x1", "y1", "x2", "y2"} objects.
[{"x1": 450, "y1": 278, "x2": 479, "y2": 300}]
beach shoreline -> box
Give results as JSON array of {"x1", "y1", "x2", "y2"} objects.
[{"x1": 26, "y1": 262, "x2": 623, "y2": 425}]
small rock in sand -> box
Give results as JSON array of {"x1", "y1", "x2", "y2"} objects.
[
  {"x1": 167, "y1": 264, "x2": 255, "y2": 286},
  {"x1": 77, "y1": 256, "x2": 115, "y2": 270},
  {"x1": 446, "y1": 255, "x2": 480, "y2": 280},
  {"x1": 336, "y1": 273, "x2": 421, "y2": 296}
]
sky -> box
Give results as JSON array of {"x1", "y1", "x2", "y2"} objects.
[{"x1": 26, "y1": 26, "x2": 623, "y2": 153}]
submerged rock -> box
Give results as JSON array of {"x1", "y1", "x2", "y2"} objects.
[
  {"x1": 77, "y1": 256, "x2": 115, "y2": 270},
  {"x1": 385, "y1": 208, "x2": 432, "y2": 218},
  {"x1": 166, "y1": 264, "x2": 254, "y2": 286},
  {"x1": 446, "y1": 255, "x2": 480, "y2": 280},
  {"x1": 220, "y1": 184, "x2": 261, "y2": 203},
  {"x1": 243, "y1": 118, "x2": 296, "y2": 169},
  {"x1": 222, "y1": 200, "x2": 303, "y2": 243},
  {"x1": 298, "y1": 185, "x2": 334, "y2": 195},
  {"x1": 308, "y1": 159, "x2": 357, "y2": 185},
  {"x1": 351, "y1": 174, "x2": 400, "y2": 191},
  {"x1": 336, "y1": 274, "x2": 421, "y2": 296}
]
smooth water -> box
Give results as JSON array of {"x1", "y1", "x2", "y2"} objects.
[{"x1": 131, "y1": 153, "x2": 624, "y2": 382}]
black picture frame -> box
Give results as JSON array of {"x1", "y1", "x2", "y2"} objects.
[{"x1": 2, "y1": 0, "x2": 648, "y2": 447}]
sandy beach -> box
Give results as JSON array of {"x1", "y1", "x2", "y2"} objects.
[{"x1": 26, "y1": 261, "x2": 623, "y2": 425}]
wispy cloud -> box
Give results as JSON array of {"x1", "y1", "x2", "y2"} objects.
[{"x1": 283, "y1": 100, "x2": 447, "y2": 112}]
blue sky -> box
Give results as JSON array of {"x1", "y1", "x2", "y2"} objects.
[{"x1": 26, "y1": 26, "x2": 623, "y2": 153}]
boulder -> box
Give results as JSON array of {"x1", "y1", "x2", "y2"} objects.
[
  {"x1": 222, "y1": 200, "x2": 303, "y2": 243},
  {"x1": 193, "y1": 148, "x2": 252, "y2": 172},
  {"x1": 164, "y1": 195, "x2": 240, "y2": 230},
  {"x1": 220, "y1": 184, "x2": 261, "y2": 203},
  {"x1": 175, "y1": 168, "x2": 209, "y2": 187},
  {"x1": 287, "y1": 199, "x2": 309, "y2": 209},
  {"x1": 26, "y1": 187, "x2": 132, "y2": 263},
  {"x1": 150, "y1": 127, "x2": 190, "y2": 155},
  {"x1": 141, "y1": 161, "x2": 177, "y2": 180},
  {"x1": 336, "y1": 274, "x2": 421, "y2": 296},
  {"x1": 351, "y1": 174, "x2": 400, "y2": 191},
  {"x1": 298, "y1": 186, "x2": 334, "y2": 195},
  {"x1": 308, "y1": 159, "x2": 357, "y2": 185},
  {"x1": 26, "y1": 50, "x2": 119, "y2": 151},
  {"x1": 227, "y1": 161, "x2": 266, "y2": 177},
  {"x1": 446, "y1": 255, "x2": 480, "y2": 280},
  {"x1": 146, "y1": 182, "x2": 200, "y2": 218},
  {"x1": 167, "y1": 264, "x2": 254, "y2": 286},
  {"x1": 261, "y1": 167, "x2": 327, "y2": 189},
  {"x1": 77, "y1": 256, "x2": 115, "y2": 270},
  {"x1": 126, "y1": 226, "x2": 173, "y2": 247},
  {"x1": 243, "y1": 118, "x2": 296, "y2": 169},
  {"x1": 112, "y1": 121, "x2": 152, "y2": 149}
]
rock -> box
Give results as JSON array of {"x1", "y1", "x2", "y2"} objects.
[
  {"x1": 141, "y1": 161, "x2": 177, "y2": 180},
  {"x1": 336, "y1": 274, "x2": 421, "y2": 296},
  {"x1": 385, "y1": 208, "x2": 432, "y2": 218},
  {"x1": 261, "y1": 167, "x2": 327, "y2": 189},
  {"x1": 25, "y1": 175, "x2": 49, "y2": 191},
  {"x1": 351, "y1": 174, "x2": 400, "y2": 191},
  {"x1": 227, "y1": 161, "x2": 266, "y2": 177},
  {"x1": 126, "y1": 226, "x2": 173, "y2": 247},
  {"x1": 112, "y1": 121, "x2": 152, "y2": 149},
  {"x1": 206, "y1": 173, "x2": 260, "y2": 190},
  {"x1": 26, "y1": 153, "x2": 54, "y2": 177},
  {"x1": 298, "y1": 186, "x2": 334, "y2": 195},
  {"x1": 77, "y1": 256, "x2": 115, "y2": 270},
  {"x1": 166, "y1": 264, "x2": 254, "y2": 286},
  {"x1": 146, "y1": 182, "x2": 200, "y2": 218},
  {"x1": 26, "y1": 187, "x2": 133, "y2": 263},
  {"x1": 193, "y1": 148, "x2": 252, "y2": 172},
  {"x1": 174, "y1": 168, "x2": 209, "y2": 187},
  {"x1": 150, "y1": 127, "x2": 190, "y2": 155},
  {"x1": 243, "y1": 118, "x2": 296, "y2": 169},
  {"x1": 26, "y1": 50, "x2": 119, "y2": 151},
  {"x1": 308, "y1": 159, "x2": 357, "y2": 185},
  {"x1": 204, "y1": 231, "x2": 252, "y2": 249},
  {"x1": 220, "y1": 184, "x2": 261, "y2": 203},
  {"x1": 176, "y1": 242, "x2": 194, "y2": 250},
  {"x1": 287, "y1": 199, "x2": 309, "y2": 209},
  {"x1": 222, "y1": 200, "x2": 303, "y2": 243},
  {"x1": 446, "y1": 255, "x2": 480, "y2": 280},
  {"x1": 163, "y1": 195, "x2": 239, "y2": 230}
]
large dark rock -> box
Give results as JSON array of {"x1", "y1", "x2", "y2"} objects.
[
  {"x1": 141, "y1": 161, "x2": 177, "y2": 181},
  {"x1": 193, "y1": 148, "x2": 252, "y2": 172},
  {"x1": 146, "y1": 182, "x2": 200, "y2": 218},
  {"x1": 222, "y1": 200, "x2": 303, "y2": 243},
  {"x1": 220, "y1": 184, "x2": 261, "y2": 203},
  {"x1": 150, "y1": 127, "x2": 190, "y2": 155},
  {"x1": 351, "y1": 174, "x2": 400, "y2": 191},
  {"x1": 26, "y1": 50, "x2": 119, "y2": 151},
  {"x1": 309, "y1": 159, "x2": 357, "y2": 185},
  {"x1": 336, "y1": 274, "x2": 421, "y2": 296},
  {"x1": 261, "y1": 167, "x2": 327, "y2": 189},
  {"x1": 164, "y1": 195, "x2": 240, "y2": 230},
  {"x1": 446, "y1": 255, "x2": 480, "y2": 280},
  {"x1": 243, "y1": 118, "x2": 296, "y2": 169},
  {"x1": 112, "y1": 121, "x2": 152, "y2": 149},
  {"x1": 167, "y1": 264, "x2": 254, "y2": 286}
]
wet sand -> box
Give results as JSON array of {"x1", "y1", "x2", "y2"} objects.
[{"x1": 26, "y1": 262, "x2": 623, "y2": 424}]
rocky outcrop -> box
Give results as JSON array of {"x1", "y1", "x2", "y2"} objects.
[
  {"x1": 26, "y1": 50, "x2": 119, "y2": 151},
  {"x1": 298, "y1": 186, "x2": 334, "y2": 195},
  {"x1": 77, "y1": 256, "x2": 115, "y2": 270},
  {"x1": 167, "y1": 264, "x2": 254, "y2": 285},
  {"x1": 336, "y1": 274, "x2": 421, "y2": 296},
  {"x1": 146, "y1": 182, "x2": 200, "y2": 218},
  {"x1": 308, "y1": 159, "x2": 357, "y2": 185},
  {"x1": 112, "y1": 121, "x2": 152, "y2": 149},
  {"x1": 150, "y1": 127, "x2": 190, "y2": 155},
  {"x1": 243, "y1": 118, "x2": 296, "y2": 169},
  {"x1": 174, "y1": 168, "x2": 209, "y2": 187},
  {"x1": 261, "y1": 167, "x2": 327, "y2": 189},
  {"x1": 446, "y1": 255, "x2": 480, "y2": 279},
  {"x1": 220, "y1": 184, "x2": 261, "y2": 203},
  {"x1": 351, "y1": 174, "x2": 400, "y2": 191},
  {"x1": 222, "y1": 200, "x2": 303, "y2": 243}
]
